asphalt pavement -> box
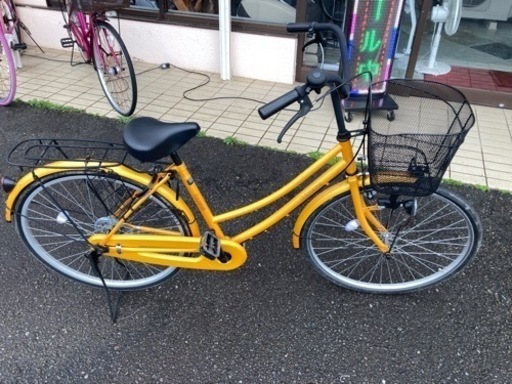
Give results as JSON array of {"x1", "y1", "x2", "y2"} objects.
[{"x1": 0, "y1": 102, "x2": 511, "y2": 383}]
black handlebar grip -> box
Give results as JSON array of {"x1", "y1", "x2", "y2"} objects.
[
  {"x1": 258, "y1": 88, "x2": 301, "y2": 120},
  {"x1": 287, "y1": 23, "x2": 312, "y2": 33}
]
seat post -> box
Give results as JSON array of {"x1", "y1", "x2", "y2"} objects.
[
  {"x1": 170, "y1": 152, "x2": 182, "y2": 165},
  {"x1": 173, "y1": 161, "x2": 225, "y2": 237}
]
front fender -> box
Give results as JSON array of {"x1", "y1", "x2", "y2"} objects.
[
  {"x1": 292, "y1": 177, "x2": 368, "y2": 249},
  {"x1": 5, "y1": 162, "x2": 200, "y2": 236}
]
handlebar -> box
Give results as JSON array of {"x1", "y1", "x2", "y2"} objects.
[
  {"x1": 258, "y1": 69, "x2": 348, "y2": 121},
  {"x1": 257, "y1": 22, "x2": 354, "y2": 143},
  {"x1": 258, "y1": 22, "x2": 351, "y2": 123}
]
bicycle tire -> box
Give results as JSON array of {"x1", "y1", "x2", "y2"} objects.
[
  {"x1": 0, "y1": 32, "x2": 16, "y2": 106},
  {"x1": 93, "y1": 21, "x2": 137, "y2": 116},
  {"x1": 303, "y1": 187, "x2": 482, "y2": 294},
  {"x1": 15, "y1": 170, "x2": 191, "y2": 290}
]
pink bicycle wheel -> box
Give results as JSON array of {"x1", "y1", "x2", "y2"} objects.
[{"x1": 93, "y1": 21, "x2": 137, "y2": 116}]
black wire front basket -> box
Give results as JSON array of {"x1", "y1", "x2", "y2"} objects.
[{"x1": 367, "y1": 79, "x2": 475, "y2": 197}]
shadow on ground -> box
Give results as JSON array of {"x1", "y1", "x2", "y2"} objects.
[{"x1": 0, "y1": 102, "x2": 511, "y2": 383}]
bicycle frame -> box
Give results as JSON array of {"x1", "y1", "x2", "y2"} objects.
[
  {"x1": 180, "y1": 140, "x2": 385, "y2": 246},
  {"x1": 67, "y1": 9, "x2": 92, "y2": 61},
  {"x1": 65, "y1": 3, "x2": 118, "y2": 71},
  {"x1": 81, "y1": 138, "x2": 389, "y2": 271},
  {"x1": 65, "y1": 4, "x2": 100, "y2": 64}
]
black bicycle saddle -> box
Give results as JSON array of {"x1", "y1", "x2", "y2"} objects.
[{"x1": 124, "y1": 117, "x2": 200, "y2": 162}]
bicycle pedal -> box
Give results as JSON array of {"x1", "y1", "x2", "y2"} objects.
[
  {"x1": 60, "y1": 38, "x2": 74, "y2": 48},
  {"x1": 12, "y1": 42, "x2": 27, "y2": 51},
  {"x1": 200, "y1": 231, "x2": 221, "y2": 260}
]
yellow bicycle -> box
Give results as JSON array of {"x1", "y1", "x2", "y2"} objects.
[{"x1": 2, "y1": 23, "x2": 482, "y2": 294}]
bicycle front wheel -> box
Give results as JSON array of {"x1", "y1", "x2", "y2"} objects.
[
  {"x1": 15, "y1": 170, "x2": 190, "y2": 290},
  {"x1": 93, "y1": 21, "x2": 137, "y2": 116},
  {"x1": 303, "y1": 187, "x2": 482, "y2": 294},
  {"x1": 0, "y1": 33, "x2": 16, "y2": 106}
]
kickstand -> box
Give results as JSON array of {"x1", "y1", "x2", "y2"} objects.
[
  {"x1": 87, "y1": 249, "x2": 125, "y2": 323},
  {"x1": 18, "y1": 20, "x2": 45, "y2": 54}
]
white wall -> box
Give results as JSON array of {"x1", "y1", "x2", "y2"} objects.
[{"x1": 15, "y1": 6, "x2": 297, "y2": 83}]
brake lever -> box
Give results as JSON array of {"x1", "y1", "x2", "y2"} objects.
[{"x1": 277, "y1": 95, "x2": 313, "y2": 143}]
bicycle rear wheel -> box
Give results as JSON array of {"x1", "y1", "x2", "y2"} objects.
[
  {"x1": 0, "y1": 32, "x2": 16, "y2": 106},
  {"x1": 93, "y1": 21, "x2": 137, "y2": 116},
  {"x1": 303, "y1": 187, "x2": 482, "y2": 294},
  {"x1": 15, "y1": 170, "x2": 190, "y2": 290}
]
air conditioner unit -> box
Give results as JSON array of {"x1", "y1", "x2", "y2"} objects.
[{"x1": 462, "y1": 0, "x2": 512, "y2": 21}]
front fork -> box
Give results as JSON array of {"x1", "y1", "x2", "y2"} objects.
[
  {"x1": 346, "y1": 173, "x2": 389, "y2": 253},
  {"x1": 338, "y1": 139, "x2": 390, "y2": 253}
]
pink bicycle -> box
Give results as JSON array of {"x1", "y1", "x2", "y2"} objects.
[
  {"x1": 0, "y1": 0, "x2": 26, "y2": 106},
  {"x1": 60, "y1": 0, "x2": 137, "y2": 116}
]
